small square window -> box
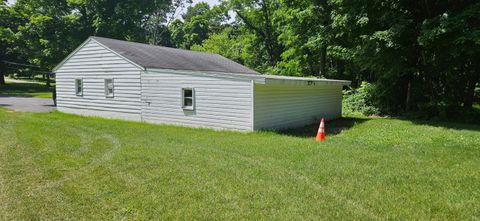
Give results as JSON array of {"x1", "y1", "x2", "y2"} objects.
[
  {"x1": 105, "y1": 79, "x2": 114, "y2": 98},
  {"x1": 75, "y1": 79, "x2": 83, "y2": 96},
  {"x1": 182, "y1": 88, "x2": 194, "y2": 110}
]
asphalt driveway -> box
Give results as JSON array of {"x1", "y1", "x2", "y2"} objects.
[{"x1": 0, "y1": 95, "x2": 55, "y2": 112}]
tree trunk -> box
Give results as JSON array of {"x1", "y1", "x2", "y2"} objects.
[
  {"x1": 318, "y1": 44, "x2": 327, "y2": 77},
  {"x1": 0, "y1": 73, "x2": 5, "y2": 85},
  {"x1": 463, "y1": 77, "x2": 477, "y2": 109},
  {"x1": 260, "y1": 0, "x2": 281, "y2": 64},
  {"x1": 406, "y1": 79, "x2": 412, "y2": 111},
  {"x1": 336, "y1": 60, "x2": 345, "y2": 79},
  {"x1": 236, "y1": 8, "x2": 281, "y2": 66},
  {"x1": 46, "y1": 73, "x2": 51, "y2": 87},
  {"x1": 0, "y1": 64, "x2": 5, "y2": 85}
]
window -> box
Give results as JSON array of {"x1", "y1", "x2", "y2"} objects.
[
  {"x1": 182, "y1": 88, "x2": 194, "y2": 110},
  {"x1": 105, "y1": 79, "x2": 114, "y2": 98},
  {"x1": 75, "y1": 79, "x2": 83, "y2": 96}
]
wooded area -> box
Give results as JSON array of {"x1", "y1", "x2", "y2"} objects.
[{"x1": 1, "y1": 0, "x2": 479, "y2": 116}]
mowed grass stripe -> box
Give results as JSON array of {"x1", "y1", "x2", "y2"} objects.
[
  {"x1": 0, "y1": 114, "x2": 17, "y2": 219},
  {"x1": 0, "y1": 108, "x2": 479, "y2": 220}
]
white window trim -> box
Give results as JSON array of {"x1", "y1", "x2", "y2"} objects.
[
  {"x1": 105, "y1": 78, "x2": 114, "y2": 98},
  {"x1": 75, "y1": 79, "x2": 83, "y2": 96},
  {"x1": 181, "y1": 88, "x2": 195, "y2": 110}
]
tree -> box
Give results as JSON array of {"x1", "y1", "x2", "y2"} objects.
[
  {"x1": 418, "y1": 1, "x2": 480, "y2": 109},
  {"x1": 142, "y1": 0, "x2": 191, "y2": 46},
  {"x1": 11, "y1": 0, "x2": 83, "y2": 80},
  {"x1": 330, "y1": 0, "x2": 480, "y2": 112},
  {"x1": 4, "y1": 0, "x2": 179, "y2": 81},
  {"x1": 230, "y1": 0, "x2": 284, "y2": 69},
  {"x1": 169, "y1": 19, "x2": 187, "y2": 48},
  {"x1": 169, "y1": 2, "x2": 229, "y2": 49},
  {"x1": 191, "y1": 27, "x2": 245, "y2": 64},
  {"x1": 3, "y1": 0, "x2": 479, "y2": 115},
  {"x1": 182, "y1": 3, "x2": 211, "y2": 49},
  {"x1": 0, "y1": 1, "x2": 22, "y2": 85},
  {"x1": 273, "y1": 0, "x2": 336, "y2": 77},
  {"x1": 66, "y1": 0, "x2": 171, "y2": 42}
]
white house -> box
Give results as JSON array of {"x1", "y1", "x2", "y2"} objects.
[{"x1": 53, "y1": 36, "x2": 350, "y2": 131}]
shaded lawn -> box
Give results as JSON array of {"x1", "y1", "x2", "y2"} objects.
[
  {"x1": 0, "y1": 109, "x2": 479, "y2": 220},
  {"x1": 0, "y1": 79, "x2": 53, "y2": 98}
]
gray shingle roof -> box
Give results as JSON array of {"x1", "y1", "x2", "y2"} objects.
[{"x1": 92, "y1": 36, "x2": 259, "y2": 75}]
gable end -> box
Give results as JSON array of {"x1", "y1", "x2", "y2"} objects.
[{"x1": 52, "y1": 37, "x2": 144, "y2": 72}]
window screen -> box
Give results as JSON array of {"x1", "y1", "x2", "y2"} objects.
[
  {"x1": 75, "y1": 79, "x2": 83, "y2": 96},
  {"x1": 182, "y1": 88, "x2": 194, "y2": 110},
  {"x1": 105, "y1": 79, "x2": 114, "y2": 98}
]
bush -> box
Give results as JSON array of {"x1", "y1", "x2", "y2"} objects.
[{"x1": 343, "y1": 81, "x2": 380, "y2": 116}]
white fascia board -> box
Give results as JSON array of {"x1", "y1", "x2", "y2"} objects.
[
  {"x1": 146, "y1": 68, "x2": 266, "y2": 83},
  {"x1": 263, "y1": 75, "x2": 351, "y2": 86},
  {"x1": 146, "y1": 68, "x2": 350, "y2": 86}
]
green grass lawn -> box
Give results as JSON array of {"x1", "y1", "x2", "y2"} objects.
[
  {"x1": 0, "y1": 78, "x2": 53, "y2": 98},
  {"x1": 0, "y1": 109, "x2": 479, "y2": 220}
]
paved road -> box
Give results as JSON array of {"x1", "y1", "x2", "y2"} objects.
[{"x1": 0, "y1": 95, "x2": 55, "y2": 112}]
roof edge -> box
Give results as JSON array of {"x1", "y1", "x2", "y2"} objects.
[
  {"x1": 146, "y1": 68, "x2": 351, "y2": 86},
  {"x1": 263, "y1": 75, "x2": 351, "y2": 86},
  {"x1": 146, "y1": 68, "x2": 266, "y2": 83}
]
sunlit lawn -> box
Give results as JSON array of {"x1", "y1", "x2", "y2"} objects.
[{"x1": 0, "y1": 109, "x2": 479, "y2": 220}]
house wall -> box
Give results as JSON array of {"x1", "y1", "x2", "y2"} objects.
[
  {"x1": 254, "y1": 84, "x2": 343, "y2": 130},
  {"x1": 141, "y1": 70, "x2": 253, "y2": 131},
  {"x1": 55, "y1": 39, "x2": 142, "y2": 121}
]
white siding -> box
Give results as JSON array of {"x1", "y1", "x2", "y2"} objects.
[
  {"x1": 254, "y1": 84, "x2": 343, "y2": 130},
  {"x1": 54, "y1": 38, "x2": 347, "y2": 130},
  {"x1": 141, "y1": 70, "x2": 253, "y2": 131},
  {"x1": 55, "y1": 39, "x2": 142, "y2": 121}
]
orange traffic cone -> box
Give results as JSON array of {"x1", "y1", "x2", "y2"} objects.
[{"x1": 316, "y1": 118, "x2": 325, "y2": 141}]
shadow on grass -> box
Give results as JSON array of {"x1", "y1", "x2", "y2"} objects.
[
  {"x1": 276, "y1": 117, "x2": 370, "y2": 138},
  {"x1": 0, "y1": 82, "x2": 52, "y2": 97},
  {"x1": 401, "y1": 104, "x2": 480, "y2": 132},
  {"x1": 407, "y1": 119, "x2": 480, "y2": 132}
]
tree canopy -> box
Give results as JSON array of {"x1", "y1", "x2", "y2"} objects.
[{"x1": 1, "y1": 0, "x2": 479, "y2": 115}]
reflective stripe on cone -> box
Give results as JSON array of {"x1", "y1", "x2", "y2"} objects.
[{"x1": 316, "y1": 118, "x2": 325, "y2": 141}]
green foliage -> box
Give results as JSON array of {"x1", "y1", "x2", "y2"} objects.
[
  {"x1": 335, "y1": 1, "x2": 480, "y2": 112},
  {"x1": 191, "y1": 27, "x2": 244, "y2": 63},
  {"x1": 169, "y1": 2, "x2": 229, "y2": 49},
  {"x1": 229, "y1": 0, "x2": 284, "y2": 70},
  {"x1": 169, "y1": 19, "x2": 186, "y2": 48},
  {"x1": 342, "y1": 81, "x2": 380, "y2": 116},
  {"x1": 1, "y1": 0, "x2": 479, "y2": 115},
  {"x1": 0, "y1": 1, "x2": 22, "y2": 83},
  {"x1": 1, "y1": 0, "x2": 176, "y2": 75},
  {"x1": 475, "y1": 84, "x2": 480, "y2": 102},
  {"x1": 68, "y1": 0, "x2": 172, "y2": 42}
]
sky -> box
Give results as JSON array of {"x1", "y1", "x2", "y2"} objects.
[
  {"x1": 190, "y1": 0, "x2": 220, "y2": 7},
  {"x1": 174, "y1": 0, "x2": 221, "y2": 20}
]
